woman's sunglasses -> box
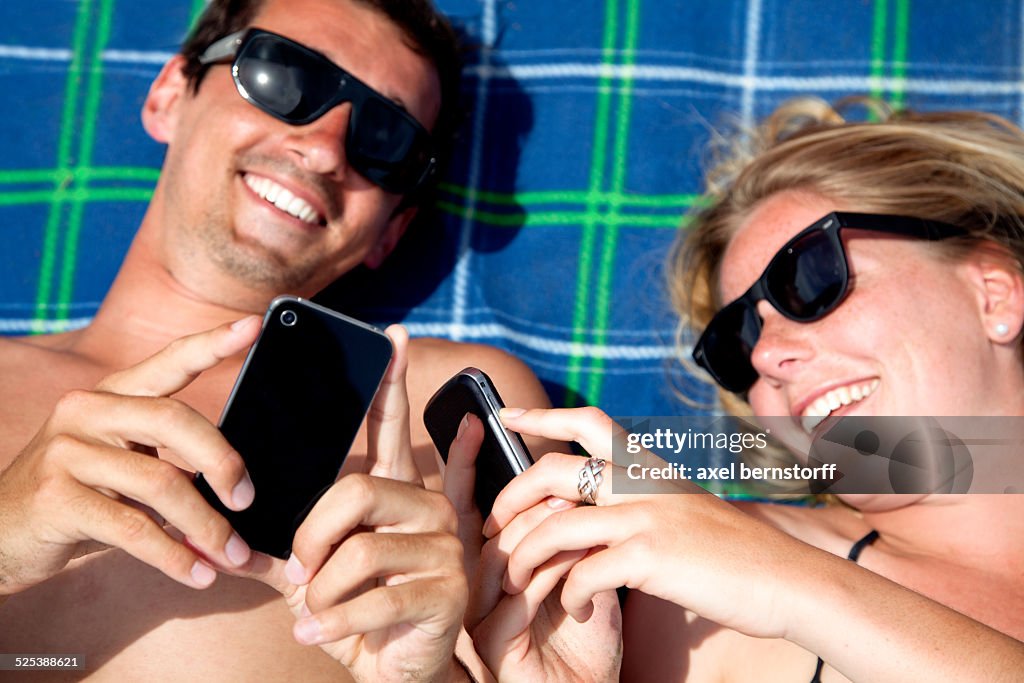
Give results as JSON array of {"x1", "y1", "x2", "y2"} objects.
[
  {"x1": 199, "y1": 28, "x2": 436, "y2": 194},
  {"x1": 693, "y1": 212, "x2": 967, "y2": 393}
]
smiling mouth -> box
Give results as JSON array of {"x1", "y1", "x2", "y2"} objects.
[
  {"x1": 800, "y1": 379, "x2": 880, "y2": 433},
  {"x1": 243, "y1": 174, "x2": 326, "y2": 227}
]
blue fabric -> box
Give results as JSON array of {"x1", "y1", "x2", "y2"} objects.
[{"x1": 2, "y1": 0, "x2": 1022, "y2": 419}]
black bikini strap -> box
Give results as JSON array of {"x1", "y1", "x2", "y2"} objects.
[
  {"x1": 810, "y1": 530, "x2": 880, "y2": 683},
  {"x1": 847, "y1": 529, "x2": 880, "y2": 562}
]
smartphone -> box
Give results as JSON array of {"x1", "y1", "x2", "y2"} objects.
[
  {"x1": 423, "y1": 367, "x2": 534, "y2": 518},
  {"x1": 195, "y1": 295, "x2": 393, "y2": 559}
]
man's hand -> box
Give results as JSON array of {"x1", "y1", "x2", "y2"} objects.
[
  {"x1": 0, "y1": 317, "x2": 262, "y2": 594},
  {"x1": 444, "y1": 413, "x2": 622, "y2": 682},
  {"x1": 236, "y1": 326, "x2": 470, "y2": 682}
]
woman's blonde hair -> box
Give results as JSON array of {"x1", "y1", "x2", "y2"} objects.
[{"x1": 672, "y1": 97, "x2": 1024, "y2": 412}]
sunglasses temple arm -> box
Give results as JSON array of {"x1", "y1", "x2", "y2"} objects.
[{"x1": 198, "y1": 30, "x2": 246, "y2": 65}]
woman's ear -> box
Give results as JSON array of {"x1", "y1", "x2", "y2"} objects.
[
  {"x1": 964, "y1": 243, "x2": 1024, "y2": 343},
  {"x1": 141, "y1": 54, "x2": 190, "y2": 144}
]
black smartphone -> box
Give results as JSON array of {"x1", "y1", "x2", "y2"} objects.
[
  {"x1": 423, "y1": 367, "x2": 533, "y2": 518},
  {"x1": 195, "y1": 295, "x2": 393, "y2": 559}
]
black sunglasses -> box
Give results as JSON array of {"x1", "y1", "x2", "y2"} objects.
[
  {"x1": 692, "y1": 212, "x2": 967, "y2": 393},
  {"x1": 199, "y1": 28, "x2": 436, "y2": 194}
]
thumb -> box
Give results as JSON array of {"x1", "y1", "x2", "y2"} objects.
[{"x1": 364, "y1": 325, "x2": 421, "y2": 484}]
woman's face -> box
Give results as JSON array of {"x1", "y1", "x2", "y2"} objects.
[{"x1": 718, "y1": 190, "x2": 1020, "y2": 424}]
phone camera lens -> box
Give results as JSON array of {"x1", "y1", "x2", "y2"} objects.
[{"x1": 280, "y1": 310, "x2": 298, "y2": 327}]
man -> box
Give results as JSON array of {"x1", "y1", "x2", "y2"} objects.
[{"x1": 0, "y1": 0, "x2": 556, "y2": 680}]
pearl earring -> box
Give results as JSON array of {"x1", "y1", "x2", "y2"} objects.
[{"x1": 995, "y1": 323, "x2": 1010, "y2": 337}]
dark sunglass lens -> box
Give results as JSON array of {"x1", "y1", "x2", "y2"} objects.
[
  {"x1": 766, "y1": 230, "x2": 846, "y2": 320},
  {"x1": 697, "y1": 302, "x2": 761, "y2": 393},
  {"x1": 237, "y1": 37, "x2": 337, "y2": 122},
  {"x1": 351, "y1": 98, "x2": 417, "y2": 160},
  {"x1": 348, "y1": 98, "x2": 429, "y2": 191}
]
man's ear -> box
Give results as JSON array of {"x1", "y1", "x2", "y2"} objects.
[
  {"x1": 963, "y1": 243, "x2": 1024, "y2": 343},
  {"x1": 141, "y1": 54, "x2": 190, "y2": 144},
  {"x1": 363, "y1": 205, "x2": 418, "y2": 270}
]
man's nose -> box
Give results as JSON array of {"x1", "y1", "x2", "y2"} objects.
[{"x1": 284, "y1": 103, "x2": 352, "y2": 180}]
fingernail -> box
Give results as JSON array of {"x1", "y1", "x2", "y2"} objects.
[
  {"x1": 224, "y1": 532, "x2": 251, "y2": 567},
  {"x1": 191, "y1": 560, "x2": 217, "y2": 588},
  {"x1": 500, "y1": 408, "x2": 525, "y2": 420},
  {"x1": 482, "y1": 516, "x2": 498, "y2": 538},
  {"x1": 231, "y1": 315, "x2": 259, "y2": 331},
  {"x1": 285, "y1": 554, "x2": 307, "y2": 585},
  {"x1": 232, "y1": 471, "x2": 255, "y2": 509},
  {"x1": 294, "y1": 617, "x2": 323, "y2": 645},
  {"x1": 455, "y1": 414, "x2": 470, "y2": 441},
  {"x1": 300, "y1": 602, "x2": 312, "y2": 618},
  {"x1": 546, "y1": 496, "x2": 576, "y2": 510}
]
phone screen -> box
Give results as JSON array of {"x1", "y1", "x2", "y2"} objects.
[
  {"x1": 424, "y1": 369, "x2": 533, "y2": 518},
  {"x1": 195, "y1": 296, "x2": 393, "y2": 558}
]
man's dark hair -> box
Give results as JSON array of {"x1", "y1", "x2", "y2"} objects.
[{"x1": 179, "y1": 0, "x2": 464, "y2": 203}]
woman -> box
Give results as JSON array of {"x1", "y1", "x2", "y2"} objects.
[{"x1": 460, "y1": 99, "x2": 1024, "y2": 681}]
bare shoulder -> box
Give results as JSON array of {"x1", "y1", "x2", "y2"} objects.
[
  {"x1": 406, "y1": 337, "x2": 551, "y2": 410},
  {"x1": 0, "y1": 334, "x2": 107, "y2": 465}
]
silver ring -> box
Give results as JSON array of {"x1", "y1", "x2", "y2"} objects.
[{"x1": 577, "y1": 457, "x2": 606, "y2": 505}]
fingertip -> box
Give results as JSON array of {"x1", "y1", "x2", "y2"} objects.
[
  {"x1": 455, "y1": 413, "x2": 470, "y2": 442},
  {"x1": 482, "y1": 514, "x2": 498, "y2": 538},
  {"x1": 230, "y1": 470, "x2": 256, "y2": 510},
  {"x1": 384, "y1": 325, "x2": 409, "y2": 359},
  {"x1": 190, "y1": 559, "x2": 218, "y2": 589},
  {"x1": 230, "y1": 315, "x2": 261, "y2": 334},
  {"x1": 220, "y1": 315, "x2": 260, "y2": 356},
  {"x1": 383, "y1": 323, "x2": 409, "y2": 345},
  {"x1": 285, "y1": 553, "x2": 308, "y2": 585},
  {"x1": 382, "y1": 325, "x2": 409, "y2": 378},
  {"x1": 293, "y1": 616, "x2": 324, "y2": 645},
  {"x1": 499, "y1": 407, "x2": 526, "y2": 422}
]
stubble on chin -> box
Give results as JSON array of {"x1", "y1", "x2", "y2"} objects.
[{"x1": 188, "y1": 206, "x2": 329, "y2": 294}]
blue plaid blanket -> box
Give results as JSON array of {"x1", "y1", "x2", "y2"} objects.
[{"x1": 3, "y1": 0, "x2": 1021, "y2": 419}]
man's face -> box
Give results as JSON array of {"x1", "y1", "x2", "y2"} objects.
[{"x1": 147, "y1": 0, "x2": 442, "y2": 305}]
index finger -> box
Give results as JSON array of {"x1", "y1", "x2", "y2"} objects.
[
  {"x1": 285, "y1": 474, "x2": 456, "y2": 584},
  {"x1": 498, "y1": 406, "x2": 633, "y2": 463},
  {"x1": 96, "y1": 316, "x2": 261, "y2": 397}
]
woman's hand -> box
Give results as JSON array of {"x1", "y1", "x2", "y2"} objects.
[
  {"x1": 445, "y1": 413, "x2": 622, "y2": 682},
  {"x1": 487, "y1": 406, "x2": 805, "y2": 641}
]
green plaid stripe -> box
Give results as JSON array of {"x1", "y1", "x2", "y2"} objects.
[
  {"x1": 32, "y1": 0, "x2": 116, "y2": 331},
  {"x1": 565, "y1": 0, "x2": 646, "y2": 408},
  {"x1": 871, "y1": 0, "x2": 912, "y2": 109}
]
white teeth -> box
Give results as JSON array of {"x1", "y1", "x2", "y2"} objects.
[
  {"x1": 799, "y1": 380, "x2": 879, "y2": 433},
  {"x1": 244, "y1": 174, "x2": 323, "y2": 225},
  {"x1": 273, "y1": 188, "x2": 294, "y2": 211},
  {"x1": 801, "y1": 414, "x2": 827, "y2": 432},
  {"x1": 826, "y1": 392, "x2": 841, "y2": 412}
]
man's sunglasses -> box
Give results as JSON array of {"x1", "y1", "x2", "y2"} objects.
[
  {"x1": 692, "y1": 212, "x2": 967, "y2": 393},
  {"x1": 199, "y1": 28, "x2": 436, "y2": 194}
]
